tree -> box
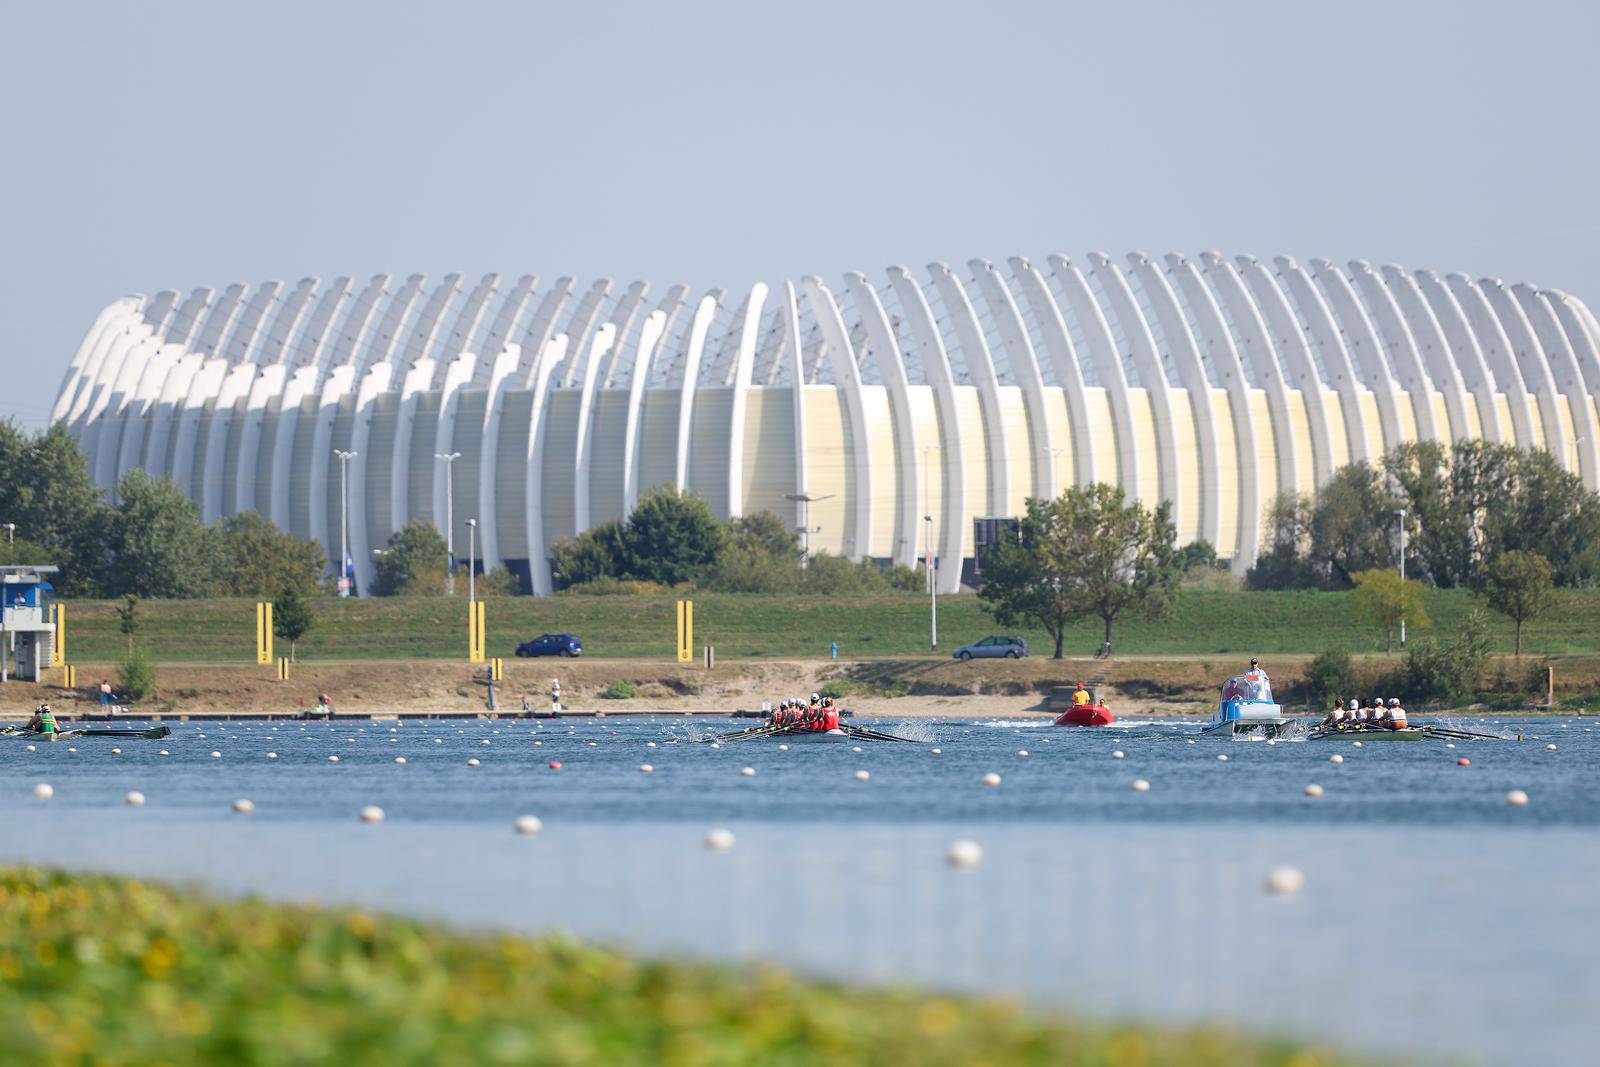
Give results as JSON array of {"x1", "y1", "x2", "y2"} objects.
[
  {"x1": 707, "y1": 511, "x2": 801, "y2": 593},
  {"x1": 1245, "y1": 492, "x2": 1319, "y2": 590},
  {"x1": 216, "y1": 512, "x2": 327, "y2": 597},
  {"x1": 116, "y1": 594, "x2": 139, "y2": 656},
  {"x1": 0, "y1": 420, "x2": 111, "y2": 594},
  {"x1": 1308, "y1": 463, "x2": 1400, "y2": 586},
  {"x1": 979, "y1": 483, "x2": 1181, "y2": 658},
  {"x1": 549, "y1": 521, "x2": 628, "y2": 589},
  {"x1": 272, "y1": 584, "x2": 316, "y2": 661},
  {"x1": 1349, "y1": 568, "x2": 1430, "y2": 653},
  {"x1": 118, "y1": 646, "x2": 155, "y2": 702},
  {"x1": 372, "y1": 521, "x2": 451, "y2": 596},
  {"x1": 1476, "y1": 550, "x2": 1553, "y2": 656},
  {"x1": 621, "y1": 487, "x2": 724, "y2": 585},
  {"x1": 102, "y1": 469, "x2": 221, "y2": 598}
]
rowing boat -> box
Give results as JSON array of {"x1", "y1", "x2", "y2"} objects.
[
  {"x1": 1, "y1": 725, "x2": 172, "y2": 741},
  {"x1": 1308, "y1": 727, "x2": 1422, "y2": 742}
]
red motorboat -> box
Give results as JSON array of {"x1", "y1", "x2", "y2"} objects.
[{"x1": 1054, "y1": 703, "x2": 1115, "y2": 727}]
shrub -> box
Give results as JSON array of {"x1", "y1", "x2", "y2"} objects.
[
  {"x1": 117, "y1": 647, "x2": 155, "y2": 702},
  {"x1": 818, "y1": 679, "x2": 853, "y2": 700},
  {"x1": 1399, "y1": 611, "x2": 1492, "y2": 705},
  {"x1": 1303, "y1": 649, "x2": 1355, "y2": 709},
  {"x1": 558, "y1": 577, "x2": 676, "y2": 596},
  {"x1": 599, "y1": 680, "x2": 637, "y2": 700}
]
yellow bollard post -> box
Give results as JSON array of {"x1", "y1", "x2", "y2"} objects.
[
  {"x1": 50, "y1": 604, "x2": 66, "y2": 667},
  {"x1": 476, "y1": 602, "x2": 487, "y2": 664},
  {"x1": 255, "y1": 602, "x2": 274, "y2": 664},
  {"x1": 675, "y1": 599, "x2": 694, "y2": 663},
  {"x1": 467, "y1": 601, "x2": 478, "y2": 663},
  {"x1": 276, "y1": 657, "x2": 289, "y2": 681}
]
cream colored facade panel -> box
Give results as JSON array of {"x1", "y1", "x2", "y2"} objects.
[
  {"x1": 1431, "y1": 394, "x2": 1451, "y2": 444},
  {"x1": 634, "y1": 391, "x2": 679, "y2": 499},
  {"x1": 1210, "y1": 389, "x2": 1240, "y2": 557},
  {"x1": 1392, "y1": 392, "x2": 1418, "y2": 445},
  {"x1": 1124, "y1": 388, "x2": 1161, "y2": 510},
  {"x1": 1081, "y1": 388, "x2": 1120, "y2": 494},
  {"x1": 1283, "y1": 391, "x2": 1316, "y2": 496},
  {"x1": 1356, "y1": 392, "x2": 1385, "y2": 454},
  {"x1": 1041, "y1": 387, "x2": 1072, "y2": 497},
  {"x1": 858, "y1": 386, "x2": 897, "y2": 558},
  {"x1": 802, "y1": 386, "x2": 851, "y2": 557},
  {"x1": 741, "y1": 387, "x2": 797, "y2": 526},
  {"x1": 539, "y1": 392, "x2": 579, "y2": 550},
  {"x1": 687, "y1": 387, "x2": 734, "y2": 517},
  {"x1": 1525, "y1": 396, "x2": 1546, "y2": 451},
  {"x1": 952, "y1": 387, "x2": 986, "y2": 556},
  {"x1": 996, "y1": 386, "x2": 1033, "y2": 517},
  {"x1": 1246, "y1": 390, "x2": 1279, "y2": 510},
  {"x1": 587, "y1": 392, "x2": 631, "y2": 526},
  {"x1": 495, "y1": 393, "x2": 533, "y2": 560},
  {"x1": 906, "y1": 386, "x2": 943, "y2": 556},
  {"x1": 1322, "y1": 393, "x2": 1351, "y2": 470},
  {"x1": 1464, "y1": 397, "x2": 1483, "y2": 439},
  {"x1": 1167, "y1": 389, "x2": 1201, "y2": 541}
]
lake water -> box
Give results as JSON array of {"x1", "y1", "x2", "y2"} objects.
[{"x1": 2, "y1": 713, "x2": 1595, "y2": 1065}]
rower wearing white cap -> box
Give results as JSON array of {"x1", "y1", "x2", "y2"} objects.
[{"x1": 1386, "y1": 698, "x2": 1408, "y2": 730}]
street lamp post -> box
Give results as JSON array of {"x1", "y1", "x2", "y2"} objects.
[
  {"x1": 783, "y1": 492, "x2": 834, "y2": 562},
  {"x1": 435, "y1": 451, "x2": 461, "y2": 594},
  {"x1": 334, "y1": 450, "x2": 358, "y2": 596},
  {"x1": 2, "y1": 522, "x2": 14, "y2": 545},
  {"x1": 1394, "y1": 507, "x2": 1408, "y2": 649},
  {"x1": 465, "y1": 518, "x2": 478, "y2": 604}
]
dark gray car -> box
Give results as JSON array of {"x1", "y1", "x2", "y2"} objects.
[{"x1": 952, "y1": 635, "x2": 1028, "y2": 660}]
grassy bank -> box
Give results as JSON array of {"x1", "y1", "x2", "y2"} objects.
[
  {"x1": 0, "y1": 868, "x2": 1358, "y2": 1067},
  {"x1": 54, "y1": 588, "x2": 1600, "y2": 663}
]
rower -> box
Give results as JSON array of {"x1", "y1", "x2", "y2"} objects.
[
  {"x1": 1387, "y1": 698, "x2": 1408, "y2": 730},
  {"x1": 26, "y1": 704, "x2": 58, "y2": 736},
  {"x1": 1072, "y1": 682, "x2": 1091, "y2": 707}
]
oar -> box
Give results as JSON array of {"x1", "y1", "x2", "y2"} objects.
[
  {"x1": 841, "y1": 724, "x2": 916, "y2": 743},
  {"x1": 708, "y1": 723, "x2": 781, "y2": 742},
  {"x1": 1422, "y1": 725, "x2": 1505, "y2": 741}
]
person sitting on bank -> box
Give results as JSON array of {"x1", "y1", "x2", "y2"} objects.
[
  {"x1": 1072, "y1": 682, "x2": 1092, "y2": 707},
  {"x1": 26, "y1": 704, "x2": 58, "y2": 736}
]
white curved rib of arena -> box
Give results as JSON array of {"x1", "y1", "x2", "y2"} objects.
[{"x1": 54, "y1": 255, "x2": 1600, "y2": 595}]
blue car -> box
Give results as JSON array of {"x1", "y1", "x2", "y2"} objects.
[{"x1": 515, "y1": 633, "x2": 583, "y2": 658}]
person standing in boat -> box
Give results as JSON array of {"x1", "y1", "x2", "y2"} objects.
[
  {"x1": 26, "y1": 704, "x2": 58, "y2": 737},
  {"x1": 1072, "y1": 681, "x2": 1092, "y2": 707}
]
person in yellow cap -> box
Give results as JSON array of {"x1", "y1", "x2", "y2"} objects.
[{"x1": 1072, "y1": 681, "x2": 1092, "y2": 707}]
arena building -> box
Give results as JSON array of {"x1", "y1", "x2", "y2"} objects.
[{"x1": 52, "y1": 254, "x2": 1600, "y2": 595}]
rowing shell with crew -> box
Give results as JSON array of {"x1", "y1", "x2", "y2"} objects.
[
  {"x1": 3, "y1": 703, "x2": 172, "y2": 742},
  {"x1": 709, "y1": 694, "x2": 916, "y2": 743}
]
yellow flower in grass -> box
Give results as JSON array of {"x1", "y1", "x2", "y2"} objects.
[{"x1": 141, "y1": 937, "x2": 177, "y2": 979}]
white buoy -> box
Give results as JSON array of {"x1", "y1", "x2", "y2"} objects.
[
  {"x1": 740, "y1": 766, "x2": 756, "y2": 777},
  {"x1": 67, "y1": 747, "x2": 76, "y2": 753},
  {"x1": 33, "y1": 782, "x2": 53, "y2": 800},
  {"x1": 1330, "y1": 754, "x2": 1344, "y2": 764},
  {"x1": 1507, "y1": 789, "x2": 1529, "y2": 807},
  {"x1": 394, "y1": 757, "x2": 406, "y2": 764},
  {"x1": 647, "y1": 742, "x2": 656, "y2": 748},
  {"x1": 482, "y1": 740, "x2": 491, "y2": 746},
  {"x1": 359, "y1": 805, "x2": 384, "y2": 823},
  {"x1": 111, "y1": 747, "x2": 123, "y2": 756},
  {"x1": 434, "y1": 739, "x2": 444, "y2": 744},
  {"x1": 467, "y1": 758, "x2": 480, "y2": 767},
  {"x1": 210, "y1": 750, "x2": 221, "y2": 758},
  {"x1": 982, "y1": 772, "x2": 1002, "y2": 787},
  {"x1": 854, "y1": 769, "x2": 870, "y2": 781},
  {"x1": 125, "y1": 791, "x2": 146, "y2": 806},
  {"x1": 158, "y1": 750, "x2": 168, "y2": 756},
  {"x1": 851, "y1": 745, "x2": 863, "y2": 752},
  {"x1": 777, "y1": 744, "x2": 789, "y2": 752},
  {"x1": 266, "y1": 752, "x2": 277, "y2": 759},
  {"x1": 1217, "y1": 754, "x2": 1229, "y2": 762},
  {"x1": 513, "y1": 814, "x2": 544, "y2": 835},
  {"x1": 704, "y1": 827, "x2": 736, "y2": 852},
  {"x1": 1546, "y1": 743, "x2": 1557, "y2": 751},
  {"x1": 1304, "y1": 784, "x2": 1324, "y2": 798},
  {"x1": 930, "y1": 748, "x2": 942, "y2": 755},
  {"x1": 711, "y1": 742, "x2": 721, "y2": 749},
  {"x1": 1132, "y1": 779, "x2": 1151, "y2": 792},
  {"x1": 640, "y1": 764, "x2": 654, "y2": 773},
  {"x1": 1445, "y1": 743, "x2": 1455, "y2": 750},
  {"x1": 1263, "y1": 866, "x2": 1305, "y2": 895},
  {"x1": 25, "y1": 745, "x2": 35, "y2": 752},
  {"x1": 945, "y1": 839, "x2": 983, "y2": 869},
  {"x1": 232, "y1": 798, "x2": 255, "y2": 814},
  {"x1": 1187, "y1": 739, "x2": 1196, "y2": 745},
  {"x1": 327, "y1": 755, "x2": 340, "y2": 763},
  {"x1": 1113, "y1": 750, "x2": 1125, "y2": 759},
  {"x1": 1352, "y1": 741, "x2": 1363, "y2": 748},
  {"x1": 1017, "y1": 750, "x2": 1029, "y2": 757}
]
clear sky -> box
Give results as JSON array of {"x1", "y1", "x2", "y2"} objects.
[{"x1": 3, "y1": 0, "x2": 1597, "y2": 428}]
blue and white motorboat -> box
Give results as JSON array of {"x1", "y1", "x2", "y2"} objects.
[{"x1": 1201, "y1": 668, "x2": 1291, "y2": 739}]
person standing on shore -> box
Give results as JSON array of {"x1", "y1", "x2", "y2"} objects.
[{"x1": 98, "y1": 679, "x2": 112, "y2": 708}]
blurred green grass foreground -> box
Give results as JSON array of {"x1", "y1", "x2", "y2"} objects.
[{"x1": 0, "y1": 868, "x2": 1368, "y2": 1066}]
